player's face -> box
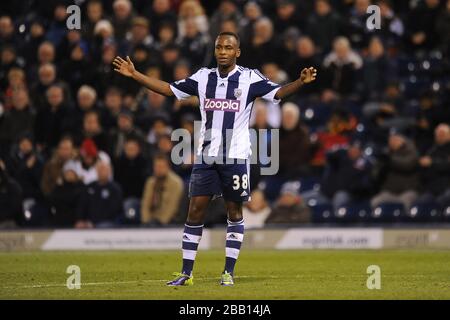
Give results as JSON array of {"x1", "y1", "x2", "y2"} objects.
[{"x1": 214, "y1": 35, "x2": 240, "y2": 68}]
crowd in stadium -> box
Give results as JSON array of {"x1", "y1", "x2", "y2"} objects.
[{"x1": 0, "y1": 0, "x2": 449, "y2": 228}]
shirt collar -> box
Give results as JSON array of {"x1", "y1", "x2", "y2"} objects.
[{"x1": 216, "y1": 65, "x2": 239, "y2": 79}]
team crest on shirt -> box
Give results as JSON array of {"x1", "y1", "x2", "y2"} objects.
[{"x1": 234, "y1": 88, "x2": 242, "y2": 98}]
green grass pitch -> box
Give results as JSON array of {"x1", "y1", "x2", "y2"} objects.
[{"x1": 1, "y1": 250, "x2": 449, "y2": 299}]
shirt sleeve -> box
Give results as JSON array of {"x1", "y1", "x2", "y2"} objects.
[
  {"x1": 249, "y1": 69, "x2": 281, "y2": 104},
  {"x1": 169, "y1": 68, "x2": 202, "y2": 100}
]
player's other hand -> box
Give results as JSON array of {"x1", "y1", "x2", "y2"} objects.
[
  {"x1": 300, "y1": 67, "x2": 317, "y2": 84},
  {"x1": 113, "y1": 56, "x2": 135, "y2": 77}
]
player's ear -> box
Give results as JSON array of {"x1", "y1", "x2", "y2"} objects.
[{"x1": 236, "y1": 48, "x2": 241, "y2": 58}]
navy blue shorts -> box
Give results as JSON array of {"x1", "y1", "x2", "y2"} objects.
[{"x1": 189, "y1": 159, "x2": 251, "y2": 202}]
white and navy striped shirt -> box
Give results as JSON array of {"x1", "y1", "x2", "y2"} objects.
[{"x1": 170, "y1": 65, "x2": 281, "y2": 159}]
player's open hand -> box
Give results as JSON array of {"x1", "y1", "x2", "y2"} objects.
[
  {"x1": 300, "y1": 67, "x2": 317, "y2": 84},
  {"x1": 113, "y1": 56, "x2": 135, "y2": 77}
]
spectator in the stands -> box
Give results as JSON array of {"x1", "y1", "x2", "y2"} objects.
[
  {"x1": 177, "y1": 0, "x2": 209, "y2": 38},
  {"x1": 279, "y1": 102, "x2": 314, "y2": 179},
  {"x1": 147, "y1": 0, "x2": 177, "y2": 39},
  {"x1": 0, "y1": 46, "x2": 23, "y2": 92},
  {"x1": 178, "y1": 18, "x2": 209, "y2": 70},
  {"x1": 344, "y1": 0, "x2": 372, "y2": 49},
  {"x1": 109, "y1": 109, "x2": 146, "y2": 159},
  {"x1": 114, "y1": 136, "x2": 150, "y2": 200},
  {"x1": 306, "y1": 0, "x2": 342, "y2": 54},
  {"x1": 436, "y1": 0, "x2": 450, "y2": 56},
  {"x1": 321, "y1": 141, "x2": 375, "y2": 210},
  {"x1": 102, "y1": 86, "x2": 123, "y2": 132},
  {"x1": 0, "y1": 89, "x2": 35, "y2": 154},
  {"x1": 273, "y1": 0, "x2": 303, "y2": 34},
  {"x1": 266, "y1": 181, "x2": 311, "y2": 224},
  {"x1": 418, "y1": 124, "x2": 450, "y2": 207},
  {"x1": 59, "y1": 42, "x2": 94, "y2": 94},
  {"x1": 34, "y1": 84, "x2": 70, "y2": 155},
  {"x1": 5, "y1": 133, "x2": 44, "y2": 204},
  {"x1": 45, "y1": 4, "x2": 69, "y2": 47},
  {"x1": 112, "y1": 0, "x2": 134, "y2": 41},
  {"x1": 375, "y1": 0, "x2": 405, "y2": 49},
  {"x1": 2, "y1": 68, "x2": 27, "y2": 110},
  {"x1": 82, "y1": 0, "x2": 106, "y2": 42},
  {"x1": 239, "y1": 1, "x2": 263, "y2": 44},
  {"x1": 73, "y1": 138, "x2": 111, "y2": 185},
  {"x1": 406, "y1": 0, "x2": 441, "y2": 52},
  {"x1": 371, "y1": 132, "x2": 419, "y2": 210},
  {"x1": 285, "y1": 36, "x2": 322, "y2": 95},
  {"x1": 81, "y1": 110, "x2": 110, "y2": 154},
  {"x1": 41, "y1": 136, "x2": 77, "y2": 196},
  {"x1": 209, "y1": 0, "x2": 242, "y2": 41},
  {"x1": 360, "y1": 37, "x2": 391, "y2": 100},
  {"x1": 67, "y1": 85, "x2": 105, "y2": 139},
  {"x1": 75, "y1": 161, "x2": 123, "y2": 228},
  {"x1": 0, "y1": 16, "x2": 17, "y2": 49},
  {"x1": 322, "y1": 36, "x2": 363, "y2": 96},
  {"x1": 414, "y1": 91, "x2": 450, "y2": 154},
  {"x1": 242, "y1": 189, "x2": 271, "y2": 229},
  {"x1": 29, "y1": 63, "x2": 58, "y2": 110},
  {"x1": 141, "y1": 153, "x2": 183, "y2": 225},
  {"x1": 0, "y1": 159, "x2": 23, "y2": 229},
  {"x1": 48, "y1": 160, "x2": 84, "y2": 227},
  {"x1": 240, "y1": 17, "x2": 281, "y2": 68}
]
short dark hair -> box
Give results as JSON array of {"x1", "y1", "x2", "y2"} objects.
[
  {"x1": 217, "y1": 31, "x2": 240, "y2": 47},
  {"x1": 153, "y1": 152, "x2": 169, "y2": 163}
]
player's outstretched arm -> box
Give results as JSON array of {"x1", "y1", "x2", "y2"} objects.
[
  {"x1": 113, "y1": 56, "x2": 174, "y2": 97},
  {"x1": 275, "y1": 67, "x2": 317, "y2": 100}
]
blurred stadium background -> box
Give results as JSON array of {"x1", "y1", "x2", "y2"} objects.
[{"x1": 0, "y1": 0, "x2": 449, "y2": 299}]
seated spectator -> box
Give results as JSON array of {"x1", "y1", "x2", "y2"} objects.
[
  {"x1": 73, "y1": 138, "x2": 111, "y2": 185},
  {"x1": 102, "y1": 86, "x2": 124, "y2": 132},
  {"x1": 29, "y1": 63, "x2": 58, "y2": 110},
  {"x1": 360, "y1": 37, "x2": 391, "y2": 100},
  {"x1": 242, "y1": 189, "x2": 271, "y2": 229},
  {"x1": 141, "y1": 153, "x2": 183, "y2": 225},
  {"x1": 321, "y1": 141, "x2": 375, "y2": 210},
  {"x1": 322, "y1": 37, "x2": 363, "y2": 96},
  {"x1": 34, "y1": 84, "x2": 71, "y2": 154},
  {"x1": 279, "y1": 102, "x2": 314, "y2": 179},
  {"x1": 5, "y1": 134, "x2": 44, "y2": 203},
  {"x1": 0, "y1": 159, "x2": 22, "y2": 229},
  {"x1": 76, "y1": 161, "x2": 123, "y2": 228},
  {"x1": 285, "y1": 36, "x2": 322, "y2": 95},
  {"x1": 311, "y1": 109, "x2": 357, "y2": 168},
  {"x1": 266, "y1": 181, "x2": 311, "y2": 224},
  {"x1": 306, "y1": 0, "x2": 342, "y2": 54},
  {"x1": 178, "y1": 18, "x2": 209, "y2": 70},
  {"x1": 41, "y1": 136, "x2": 77, "y2": 196},
  {"x1": 114, "y1": 136, "x2": 150, "y2": 200},
  {"x1": 177, "y1": 0, "x2": 209, "y2": 39},
  {"x1": 112, "y1": 0, "x2": 134, "y2": 41},
  {"x1": 240, "y1": 17, "x2": 281, "y2": 68},
  {"x1": 418, "y1": 124, "x2": 450, "y2": 207},
  {"x1": 80, "y1": 110, "x2": 110, "y2": 154},
  {"x1": 109, "y1": 109, "x2": 146, "y2": 159},
  {"x1": 406, "y1": 0, "x2": 441, "y2": 52},
  {"x1": 48, "y1": 161, "x2": 84, "y2": 227},
  {"x1": 371, "y1": 133, "x2": 419, "y2": 210},
  {"x1": 0, "y1": 89, "x2": 35, "y2": 155}
]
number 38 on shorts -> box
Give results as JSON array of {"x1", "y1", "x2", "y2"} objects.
[{"x1": 189, "y1": 162, "x2": 251, "y2": 203}]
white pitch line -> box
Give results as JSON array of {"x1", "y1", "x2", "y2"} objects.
[{"x1": 0, "y1": 275, "x2": 276, "y2": 290}]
